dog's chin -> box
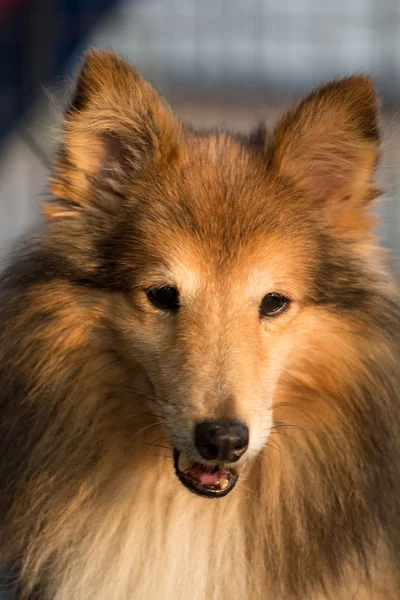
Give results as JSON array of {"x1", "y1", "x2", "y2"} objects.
[{"x1": 173, "y1": 448, "x2": 239, "y2": 499}]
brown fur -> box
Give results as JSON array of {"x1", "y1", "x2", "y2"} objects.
[{"x1": 0, "y1": 50, "x2": 399, "y2": 599}]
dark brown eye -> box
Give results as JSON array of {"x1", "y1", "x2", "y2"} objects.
[
  {"x1": 260, "y1": 293, "x2": 290, "y2": 317},
  {"x1": 146, "y1": 286, "x2": 180, "y2": 312}
]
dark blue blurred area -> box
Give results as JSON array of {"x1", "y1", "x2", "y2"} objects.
[{"x1": 0, "y1": 0, "x2": 118, "y2": 145}]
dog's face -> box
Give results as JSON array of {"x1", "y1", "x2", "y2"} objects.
[{"x1": 47, "y1": 50, "x2": 380, "y2": 498}]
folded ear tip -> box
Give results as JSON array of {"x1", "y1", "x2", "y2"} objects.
[
  {"x1": 342, "y1": 74, "x2": 380, "y2": 141},
  {"x1": 337, "y1": 74, "x2": 379, "y2": 110},
  {"x1": 326, "y1": 74, "x2": 378, "y2": 122},
  {"x1": 315, "y1": 74, "x2": 377, "y2": 100},
  {"x1": 291, "y1": 74, "x2": 380, "y2": 143},
  {"x1": 69, "y1": 49, "x2": 107, "y2": 113},
  {"x1": 69, "y1": 49, "x2": 138, "y2": 115},
  {"x1": 339, "y1": 73, "x2": 376, "y2": 89},
  {"x1": 81, "y1": 48, "x2": 120, "y2": 67}
]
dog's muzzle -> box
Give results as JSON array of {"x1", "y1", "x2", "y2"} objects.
[{"x1": 173, "y1": 448, "x2": 238, "y2": 498}]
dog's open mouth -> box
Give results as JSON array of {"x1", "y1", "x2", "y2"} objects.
[{"x1": 173, "y1": 448, "x2": 238, "y2": 498}]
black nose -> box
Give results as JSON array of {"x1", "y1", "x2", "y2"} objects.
[{"x1": 194, "y1": 419, "x2": 249, "y2": 463}]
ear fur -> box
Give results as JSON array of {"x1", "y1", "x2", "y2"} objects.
[
  {"x1": 48, "y1": 49, "x2": 179, "y2": 217},
  {"x1": 269, "y1": 76, "x2": 380, "y2": 214}
]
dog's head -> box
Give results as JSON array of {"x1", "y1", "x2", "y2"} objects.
[{"x1": 47, "y1": 50, "x2": 381, "y2": 498}]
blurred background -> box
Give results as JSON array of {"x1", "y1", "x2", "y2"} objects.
[{"x1": 0, "y1": 0, "x2": 399, "y2": 266}]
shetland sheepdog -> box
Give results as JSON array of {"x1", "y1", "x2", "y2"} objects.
[{"x1": 0, "y1": 50, "x2": 399, "y2": 599}]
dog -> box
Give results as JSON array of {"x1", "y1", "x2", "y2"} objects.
[{"x1": 0, "y1": 49, "x2": 399, "y2": 599}]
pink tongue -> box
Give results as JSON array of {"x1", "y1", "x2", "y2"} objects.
[
  {"x1": 189, "y1": 465, "x2": 229, "y2": 486},
  {"x1": 197, "y1": 470, "x2": 221, "y2": 485}
]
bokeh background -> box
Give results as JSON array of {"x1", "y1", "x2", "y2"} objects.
[{"x1": 0, "y1": 0, "x2": 399, "y2": 267}]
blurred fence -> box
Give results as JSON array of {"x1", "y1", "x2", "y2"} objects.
[
  {"x1": 91, "y1": 0, "x2": 400, "y2": 103},
  {"x1": 0, "y1": 0, "x2": 399, "y2": 261}
]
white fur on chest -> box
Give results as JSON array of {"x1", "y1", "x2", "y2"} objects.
[
  {"x1": 49, "y1": 456, "x2": 387, "y2": 600},
  {"x1": 53, "y1": 460, "x2": 251, "y2": 600}
]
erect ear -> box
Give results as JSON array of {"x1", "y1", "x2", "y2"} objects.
[
  {"x1": 48, "y1": 49, "x2": 179, "y2": 217},
  {"x1": 269, "y1": 76, "x2": 380, "y2": 219}
]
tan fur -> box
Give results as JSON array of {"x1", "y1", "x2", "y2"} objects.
[{"x1": 0, "y1": 50, "x2": 399, "y2": 600}]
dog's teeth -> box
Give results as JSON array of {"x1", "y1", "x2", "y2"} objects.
[
  {"x1": 178, "y1": 453, "x2": 189, "y2": 472},
  {"x1": 219, "y1": 478, "x2": 229, "y2": 490}
]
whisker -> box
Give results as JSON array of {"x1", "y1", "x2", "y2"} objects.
[
  {"x1": 127, "y1": 423, "x2": 160, "y2": 443},
  {"x1": 107, "y1": 384, "x2": 156, "y2": 402},
  {"x1": 237, "y1": 481, "x2": 255, "y2": 494},
  {"x1": 271, "y1": 423, "x2": 317, "y2": 434},
  {"x1": 142, "y1": 443, "x2": 171, "y2": 451}
]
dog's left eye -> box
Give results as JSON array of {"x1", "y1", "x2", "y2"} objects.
[
  {"x1": 260, "y1": 293, "x2": 290, "y2": 317},
  {"x1": 146, "y1": 286, "x2": 180, "y2": 312}
]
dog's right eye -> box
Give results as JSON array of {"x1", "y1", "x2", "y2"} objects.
[{"x1": 146, "y1": 286, "x2": 180, "y2": 312}]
